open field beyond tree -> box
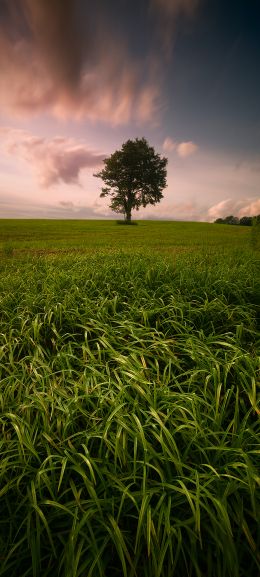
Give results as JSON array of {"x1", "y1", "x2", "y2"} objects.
[{"x1": 0, "y1": 220, "x2": 259, "y2": 577}]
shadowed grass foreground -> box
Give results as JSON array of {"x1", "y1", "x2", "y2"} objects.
[{"x1": 0, "y1": 222, "x2": 259, "y2": 576}]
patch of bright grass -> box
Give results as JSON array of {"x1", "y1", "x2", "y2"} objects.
[{"x1": 0, "y1": 221, "x2": 259, "y2": 576}]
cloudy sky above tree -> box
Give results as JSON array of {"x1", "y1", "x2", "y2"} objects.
[{"x1": 0, "y1": 0, "x2": 259, "y2": 220}]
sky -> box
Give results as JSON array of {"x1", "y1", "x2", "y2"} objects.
[{"x1": 0, "y1": 0, "x2": 259, "y2": 221}]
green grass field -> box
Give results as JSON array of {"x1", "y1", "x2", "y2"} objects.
[
  {"x1": 0, "y1": 218, "x2": 254, "y2": 253},
  {"x1": 0, "y1": 220, "x2": 259, "y2": 577}
]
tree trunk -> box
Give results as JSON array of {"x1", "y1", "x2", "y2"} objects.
[
  {"x1": 124, "y1": 194, "x2": 132, "y2": 222},
  {"x1": 125, "y1": 209, "x2": 132, "y2": 222}
]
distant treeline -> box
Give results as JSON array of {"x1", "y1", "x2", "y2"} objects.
[{"x1": 214, "y1": 215, "x2": 260, "y2": 226}]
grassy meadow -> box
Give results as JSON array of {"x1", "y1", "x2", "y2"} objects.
[{"x1": 0, "y1": 220, "x2": 259, "y2": 577}]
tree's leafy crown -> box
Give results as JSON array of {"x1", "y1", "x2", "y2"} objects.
[{"x1": 94, "y1": 137, "x2": 167, "y2": 218}]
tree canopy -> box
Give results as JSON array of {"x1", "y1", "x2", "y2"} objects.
[
  {"x1": 214, "y1": 215, "x2": 259, "y2": 226},
  {"x1": 94, "y1": 138, "x2": 167, "y2": 222}
]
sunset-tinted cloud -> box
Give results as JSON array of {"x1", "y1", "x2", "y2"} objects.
[
  {"x1": 163, "y1": 138, "x2": 198, "y2": 156},
  {"x1": 163, "y1": 137, "x2": 176, "y2": 151},
  {"x1": 23, "y1": 0, "x2": 83, "y2": 89},
  {"x1": 1, "y1": 128, "x2": 104, "y2": 187},
  {"x1": 207, "y1": 198, "x2": 260, "y2": 221},
  {"x1": 0, "y1": 0, "x2": 160, "y2": 124},
  {"x1": 177, "y1": 141, "x2": 198, "y2": 158}
]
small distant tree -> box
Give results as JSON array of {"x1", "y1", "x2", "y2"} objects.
[
  {"x1": 239, "y1": 216, "x2": 253, "y2": 226},
  {"x1": 94, "y1": 138, "x2": 167, "y2": 222},
  {"x1": 214, "y1": 216, "x2": 239, "y2": 225},
  {"x1": 224, "y1": 215, "x2": 239, "y2": 225}
]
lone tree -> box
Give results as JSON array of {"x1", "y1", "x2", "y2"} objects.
[{"x1": 94, "y1": 137, "x2": 167, "y2": 222}]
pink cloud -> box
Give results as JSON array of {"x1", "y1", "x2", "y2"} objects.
[
  {"x1": 137, "y1": 199, "x2": 203, "y2": 221},
  {"x1": 1, "y1": 128, "x2": 105, "y2": 187},
  {"x1": 177, "y1": 141, "x2": 198, "y2": 158},
  {"x1": 240, "y1": 199, "x2": 260, "y2": 217},
  {"x1": 162, "y1": 137, "x2": 198, "y2": 156},
  {"x1": 207, "y1": 198, "x2": 260, "y2": 221},
  {"x1": 0, "y1": 1, "x2": 160, "y2": 125},
  {"x1": 163, "y1": 137, "x2": 176, "y2": 151}
]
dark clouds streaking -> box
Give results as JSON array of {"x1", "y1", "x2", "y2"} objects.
[
  {"x1": 23, "y1": 0, "x2": 84, "y2": 89},
  {"x1": 0, "y1": 0, "x2": 162, "y2": 123},
  {"x1": 0, "y1": 0, "x2": 203, "y2": 124},
  {"x1": 151, "y1": 0, "x2": 201, "y2": 55}
]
